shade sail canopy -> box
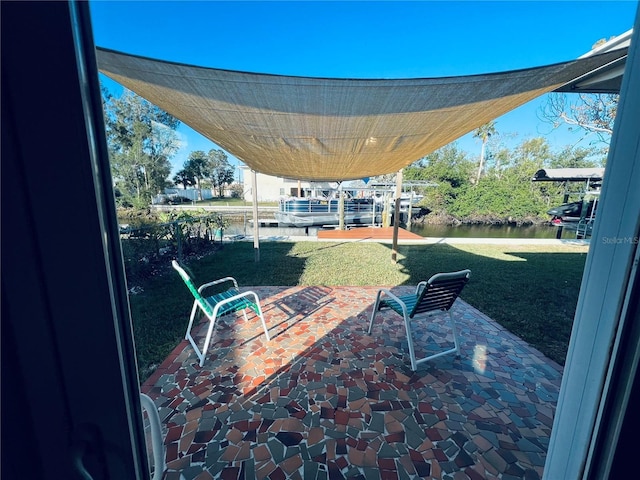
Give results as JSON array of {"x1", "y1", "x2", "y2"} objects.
[{"x1": 96, "y1": 47, "x2": 626, "y2": 181}]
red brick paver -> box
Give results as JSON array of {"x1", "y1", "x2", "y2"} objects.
[{"x1": 141, "y1": 286, "x2": 562, "y2": 479}]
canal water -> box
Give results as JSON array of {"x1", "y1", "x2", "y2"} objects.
[
  {"x1": 406, "y1": 223, "x2": 571, "y2": 239},
  {"x1": 225, "y1": 220, "x2": 574, "y2": 239}
]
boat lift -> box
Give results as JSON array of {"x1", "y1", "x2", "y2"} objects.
[
  {"x1": 291, "y1": 180, "x2": 437, "y2": 228},
  {"x1": 532, "y1": 168, "x2": 604, "y2": 239},
  {"x1": 367, "y1": 181, "x2": 438, "y2": 227}
]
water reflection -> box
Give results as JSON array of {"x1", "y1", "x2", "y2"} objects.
[{"x1": 407, "y1": 223, "x2": 573, "y2": 239}]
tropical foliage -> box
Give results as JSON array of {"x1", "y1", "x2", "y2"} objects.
[
  {"x1": 472, "y1": 120, "x2": 497, "y2": 183},
  {"x1": 119, "y1": 208, "x2": 230, "y2": 282},
  {"x1": 402, "y1": 132, "x2": 605, "y2": 224},
  {"x1": 404, "y1": 144, "x2": 473, "y2": 217},
  {"x1": 173, "y1": 148, "x2": 236, "y2": 199}
]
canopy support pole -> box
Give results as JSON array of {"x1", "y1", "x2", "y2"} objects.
[
  {"x1": 338, "y1": 183, "x2": 345, "y2": 230},
  {"x1": 382, "y1": 192, "x2": 391, "y2": 227},
  {"x1": 392, "y1": 169, "x2": 403, "y2": 263},
  {"x1": 251, "y1": 170, "x2": 260, "y2": 263},
  {"x1": 556, "y1": 184, "x2": 571, "y2": 239}
]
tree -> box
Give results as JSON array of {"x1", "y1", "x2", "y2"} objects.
[
  {"x1": 177, "y1": 151, "x2": 209, "y2": 200},
  {"x1": 472, "y1": 121, "x2": 497, "y2": 184},
  {"x1": 452, "y1": 138, "x2": 556, "y2": 220},
  {"x1": 172, "y1": 169, "x2": 194, "y2": 190},
  {"x1": 405, "y1": 143, "x2": 474, "y2": 215},
  {"x1": 548, "y1": 146, "x2": 602, "y2": 169},
  {"x1": 102, "y1": 88, "x2": 180, "y2": 207},
  {"x1": 539, "y1": 92, "x2": 618, "y2": 147},
  {"x1": 207, "y1": 149, "x2": 235, "y2": 197},
  {"x1": 369, "y1": 173, "x2": 397, "y2": 185},
  {"x1": 538, "y1": 37, "x2": 619, "y2": 150}
]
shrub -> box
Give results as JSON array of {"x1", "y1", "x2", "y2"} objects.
[
  {"x1": 230, "y1": 184, "x2": 244, "y2": 199},
  {"x1": 119, "y1": 209, "x2": 226, "y2": 283}
]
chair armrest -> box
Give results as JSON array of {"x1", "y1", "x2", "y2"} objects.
[
  {"x1": 378, "y1": 289, "x2": 411, "y2": 317},
  {"x1": 415, "y1": 281, "x2": 427, "y2": 296},
  {"x1": 198, "y1": 277, "x2": 239, "y2": 294},
  {"x1": 210, "y1": 290, "x2": 260, "y2": 316}
]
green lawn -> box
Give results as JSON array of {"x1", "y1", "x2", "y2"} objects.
[{"x1": 128, "y1": 241, "x2": 589, "y2": 380}]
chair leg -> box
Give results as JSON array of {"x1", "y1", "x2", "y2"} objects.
[
  {"x1": 368, "y1": 290, "x2": 383, "y2": 334},
  {"x1": 255, "y1": 300, "x2": 270, "y2": 341},
  {"x1": 186, "y1": 301, "x2": 199, "y2": 340},
  {"x1": 185, "y1": 301, "x2": 205, "y2": 365},
  {"x1": 449, "y1": 310, "x2": 461, "y2": 357},
  {"x1": 198, "y1": 316, "x2": 218, "y2": 367},
  {"x1": 245, "y1": 293, "x2": 270, "y2": 340},
  {"x1": 403, "y1": 314, "x2": 418, "y2": 371}
]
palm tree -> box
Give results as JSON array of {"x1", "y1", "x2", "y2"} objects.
[{"x1": 473, "y1": 121, "x2": 497, "y2": 184}]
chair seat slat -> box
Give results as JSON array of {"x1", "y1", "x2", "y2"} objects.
[{"x1": 206, "y1": 288, "x2": 258, "y2": 316}]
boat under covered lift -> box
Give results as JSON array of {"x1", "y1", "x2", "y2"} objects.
[{"x1": 532, "y1": 168, "x2": 604, "y2": 239}]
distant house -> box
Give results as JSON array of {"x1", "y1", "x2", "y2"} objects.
[
  {"x1": 153, "y1": 187, "x2": 214, "y2": 204},
  {"x1": 238, "y1": 165, "x2": 335, "y2": 202}
]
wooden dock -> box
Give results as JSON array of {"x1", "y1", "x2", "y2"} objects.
[{"x1": 317, "y1": 226, "x2": 422, "y2": 240}]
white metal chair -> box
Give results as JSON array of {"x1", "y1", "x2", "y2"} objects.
[
  {"x1": 140, "y1": 393, "x2": 187, "y2": 480},
  {"x1": 368, "y1": 269, "x2": 471, "y2": 371},
  {"x1": 172, "y1": 260, "x2": 270, "y2": 367},
  {"x1": 139, "y1": 394, "x2": 165, "y2": 480}
]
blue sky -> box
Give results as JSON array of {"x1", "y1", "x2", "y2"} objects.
[{"x1": 90, "y1": 1, "x2": 638, "y2": 177}]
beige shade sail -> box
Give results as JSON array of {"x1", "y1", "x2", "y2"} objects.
[{"x1": 96, "y1": 47, "x2": 626, "y2": 182}]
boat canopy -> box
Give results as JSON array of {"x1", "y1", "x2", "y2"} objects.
[{"x1": 532, "y1": 168, "x2": 605, "y2": 182}]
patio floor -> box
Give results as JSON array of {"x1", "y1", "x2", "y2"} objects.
[{"x1": 141, "y1": 286, "x2": 563, "y2": 480}]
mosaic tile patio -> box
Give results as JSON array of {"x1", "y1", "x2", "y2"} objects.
[{"x1": 141, "y1": 286, "x2": 563, "y2": 480}]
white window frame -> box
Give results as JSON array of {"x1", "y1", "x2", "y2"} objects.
[{"x1": 544, "y1": 15, "x2": 640, "y2": 479}]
